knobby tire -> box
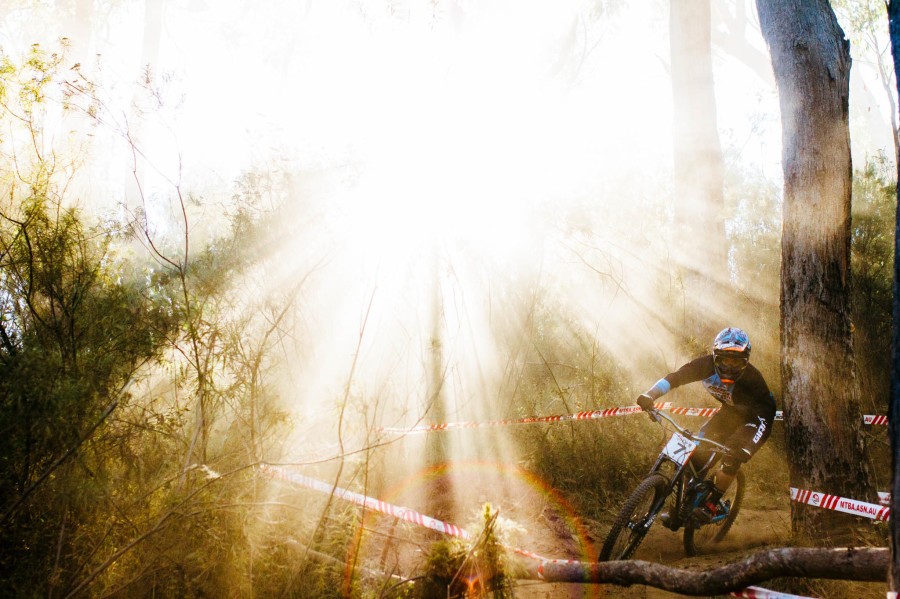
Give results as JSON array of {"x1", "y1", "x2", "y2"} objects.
[
  {"x1": 683, "y1": 469, "x2": 745, "y2": 557},
  {"x1": 599, "y1": 473, "x2": 669, "y2": 561}
]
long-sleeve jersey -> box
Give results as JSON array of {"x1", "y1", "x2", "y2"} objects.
[{"x1": 645, "y1": 354, "x2": 775, "y2": 418}]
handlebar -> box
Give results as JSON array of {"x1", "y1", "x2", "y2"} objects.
[{"x1": 646, "y1": 407, "x2": 732, "y2": 454}]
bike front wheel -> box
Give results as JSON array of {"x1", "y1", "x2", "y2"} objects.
[
  {"x1": 599, "y1": 473, "x2": 669, "y2": 561},
  {"x1": 683, "y1": 469, "x2": 745, "y2": 557}
]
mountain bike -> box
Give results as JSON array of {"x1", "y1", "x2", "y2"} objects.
[{"x1": 598, "y1": 406, "x2": 745, "y2": 560}]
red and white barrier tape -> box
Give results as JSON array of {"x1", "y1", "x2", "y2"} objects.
[
  {"x1": 730, "y1": 586, "x2": 816, "y2": 599},
  {"x1": 665, "y1": 406, "x2": 723, "y2": 418},
  {"x1": 380, "y1": 406, "x2": 886, "y2": 434},
  {"x1": 668, "y1": 407, "x2": 889, "y2": 425},
  {"x1": 259, "y1": 464, "x2": 471, "y2": 539},
  {"x1": 377, "y1": 403, "x2": 673, "y2": 434},
  {"x1": 790, "y1": 487, "x2": 890, "y2": 521},
  {"x1": 258, "y1": 464, "x2": 582, "y2": 569},
  {"x1": 260, "y1": 465, "x2": 816, "y2": 597}
]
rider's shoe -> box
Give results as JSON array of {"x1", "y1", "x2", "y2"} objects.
[
  {"x1": 691, "y1": 501, "x2": 718, "y2": 524},
  {"x1": 659, "y1": 512, "x2": 675, "y2": 529},
  {"x1": 692, "y1": 482, "x2": 725, "y2": 525},
  {"x1": 691, "y1": 502, "x2": 720, "y2": 524}
]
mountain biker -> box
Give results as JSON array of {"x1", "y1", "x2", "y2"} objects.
[{"x1": 636, "y1": 327, "x2": 776, "y2": 524}]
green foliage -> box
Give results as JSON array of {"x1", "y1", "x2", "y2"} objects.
[
  {"x1": 833, "y1": 0, "x2": 891, "y2": 64},
  {"x1": 850, "y1": 155, "x2": 895, "y2": 416},
  {"x1": 0, "y1": 43, "x2": 304, "y2": 594},
  {"x1": 0, "y1": 41, "x2": 97, "y2": 156},
  {"x1": 0, "y1": 192, "x2": 175, "y2": 594},
  {"x1": 0, "y1": 192, "x2": 167, "y2": 481},
  {"x1": 505, "y1": 300, "x2": 661, "y2": 525},
  {"x1": 722, "y1": 158, "x2": 783, "y2": 391},
  {"x1": 412, "y1": 504, "x2": 512, "y2": 599}
]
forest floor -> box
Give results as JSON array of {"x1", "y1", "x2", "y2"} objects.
[
  {"x1": 365, "y1": 433, "x2": 891, "y2": 598},
  {"x1": 509, "y1": 495, "x2": 888, "y2": 599},
  {"x1": 500, "y1": 428, "x2": 893, "y2": 599}
]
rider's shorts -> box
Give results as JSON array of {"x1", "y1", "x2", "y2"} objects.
[{"x1": 695, "y1": 404, "x2": 775, "y2": 465}]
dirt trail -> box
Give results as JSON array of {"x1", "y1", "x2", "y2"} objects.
[
  {"x1": 614, "y1": 508, "x2": 790, "y2": 598},
  {"x1": 512, "y1": 507, "x2": 786, "y2": 598},
  {"x1": 624, "y1": 508, "x2": 790, "y2": 564},
  {"x1": 359, "y1": 467, "x2": 886, "y2": 598},
  {"x1": 514, "y1": 507, "x2": 886, "y2": 599}
]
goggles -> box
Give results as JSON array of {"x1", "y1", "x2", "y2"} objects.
[{"x1": 715, "y1": 353, "x2": 748, "y2": 369}]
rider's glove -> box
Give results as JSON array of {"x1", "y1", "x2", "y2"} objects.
[{"x1": 637, "y1": 394, "x2": 654, "y2": 412}]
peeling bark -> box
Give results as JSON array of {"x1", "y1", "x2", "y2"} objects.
[{"x1": 756, "y1": 0, "x2": 874, "y2": 540}]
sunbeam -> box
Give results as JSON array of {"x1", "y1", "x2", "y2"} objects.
[{"x1": 1, "y1": 0, "x2": 897, "y2": 596}]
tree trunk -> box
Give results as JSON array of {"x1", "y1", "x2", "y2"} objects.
[
  {"x1": 886, "y1": 1, "x2": 900, "y2": 592},
  {"x1": 669, "y1": 0, "x2": 728, "y2": 344},
  {"x1": 756, "y1": 0, "x2": 874, "y2": 540},
  {"x1": 713, "y1": 0, "x2": 777, "y2": 86},
  {"x1": 425, "y1": 249, "x2": 451, "y2": 519},
  {"x1": 670, "y1": 0, "x2": 727, "y2": 268},
  {"x1": 125, "y1": 0, "x2": 166, "y2": 212}
]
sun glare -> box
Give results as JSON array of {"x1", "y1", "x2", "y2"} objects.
[
  {"x1": 275, "y1": 1, "x2": 674, "y2": 277},
  {"x1": 8, "y1": 0, "x2": 900, "y2": 592},
  {"x1": 221, "y1": 2, "x2": 693, "y2": 463}
]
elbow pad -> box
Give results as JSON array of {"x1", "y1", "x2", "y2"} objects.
[{"x1": 644, "y1": 378, "x2": 671, "y2": 400}]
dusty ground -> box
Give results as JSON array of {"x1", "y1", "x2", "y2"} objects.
[
  {"x1": 512, "y1": 506, "x2": 887, "y2": 599},
  {"x1": 352, "y1": 458, "x2": 889, "y2": 598},
  {"x1": 508, "y1": 506, "x2": 785, "y2": 599}
]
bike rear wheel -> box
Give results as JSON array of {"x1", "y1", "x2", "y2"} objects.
[
  {"x1": 599, "y1": 473, "x2": 669, "y2": 561},
  {"x1": 683, "y1": 469, "x2": 745, "y2": 557}
]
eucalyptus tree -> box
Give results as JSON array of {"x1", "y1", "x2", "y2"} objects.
[
  {"x1": 0, "y1": 45, "x2": 179, "y2": 595},
  {"x1": 61, "y1": 0, "x2": 95, "y2": 59},
  {"x1": 886, "y1": 1, "x2": 900, "y2": 593},
  {"x1": 670, "y1": 0, "x2": 726, "y2": 270},
  {"x1": 667, "y1": 0, "x2": 734, "y2": 359},
  {"x1": 756, "y1": 0, "x2": 875, "y2": 539},
  {"x1": 833, "y1": 0, "x2": 899, "y2": 166}
]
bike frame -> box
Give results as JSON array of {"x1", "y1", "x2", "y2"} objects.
[{"x1": 642, "y1": 409, "x2": 732, "y2": 531}]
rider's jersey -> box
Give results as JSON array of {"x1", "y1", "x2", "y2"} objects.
[{"x1": 648, "y1": 355, "x2": 775, "y2": 418}]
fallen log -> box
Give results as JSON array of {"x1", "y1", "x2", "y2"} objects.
[{"x1": 514, "y1": 547, "x2": 888, "y2": 596}]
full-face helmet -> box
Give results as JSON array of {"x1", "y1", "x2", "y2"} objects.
[{"x1": 712, "y1": 327, "x2": 751, "y2": 383}]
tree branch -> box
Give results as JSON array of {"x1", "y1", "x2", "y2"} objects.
[
  {"x1": 515, "y1": 547, "x2": 887, "y2": 595},
  {"x1": 1, "y1": 399, "x2": 119, "y2": 523}
]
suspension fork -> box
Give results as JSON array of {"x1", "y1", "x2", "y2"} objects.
[{"x1": 647, "y1": 456, "x2": 690, "y2": 525}]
